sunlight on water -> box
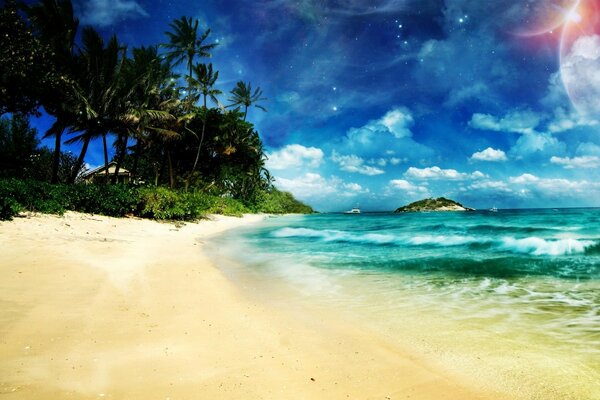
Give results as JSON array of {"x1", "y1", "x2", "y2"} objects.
[{"x1": 210, "y1": 209, "x2": 600, "y2": 400}]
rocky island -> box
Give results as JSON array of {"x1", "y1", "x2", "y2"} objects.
[{"x1": 394, "y1": 197, "x2": 475, "y2": 212}]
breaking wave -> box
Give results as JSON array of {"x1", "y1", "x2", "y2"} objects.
[{"x1": 271, "y1": 227, "x2": 598, "y2": 256}]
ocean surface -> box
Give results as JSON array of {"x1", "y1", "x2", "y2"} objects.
[{"x1": 210, "y1": 209, "x2": 600, "y2": 399}]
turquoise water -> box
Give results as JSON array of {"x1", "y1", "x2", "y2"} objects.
[{"x1": 212, "y1": 209, "x2": 600, "y2": 399}]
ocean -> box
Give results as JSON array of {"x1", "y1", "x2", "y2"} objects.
[{"x1": 209, "y1": 209, "x2": 600, "y2": 399}]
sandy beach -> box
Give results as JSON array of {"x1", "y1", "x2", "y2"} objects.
[{"x1": 0, "y1": 212, "x2": 507, "y2": 399}]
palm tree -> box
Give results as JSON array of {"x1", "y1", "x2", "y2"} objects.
[
  {"x1": 67, "y1": 27, "x2": 124, "y2": 183},
  {"x1": 228, "y1": 81, "x2": 267, "y2": 121},
  {"x1": 189, "y1": 63, "x2": 221, "y2": 108},
  {"x1": 187, "y1": 63, "x2": 222, "y2": 180},
  {"x1": 112, "y1": 45, "x2": 174, "y2": 183},
  {"x1": 24, "y1": 0, "x2": 79, "y2": 183},
  {"x1": 163, "y1": 16, "x2": 217, "y2": 104}
]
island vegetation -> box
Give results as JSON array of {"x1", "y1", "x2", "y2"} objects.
[
  {"x1": 0, "y1": 0, "x2": 312, "y2": 220},
  {"x1": 394, "y1": 197, "x2": 474, "y2": 213}
]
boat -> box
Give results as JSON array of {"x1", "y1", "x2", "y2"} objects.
[
  {"x1": 489, "y1": 207, "x2": 498, "y2": 212},
  {"x1": 344, "y1": 206, "x2": 361, "y2": 214}
]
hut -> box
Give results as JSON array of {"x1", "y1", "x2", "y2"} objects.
[{"x1": 80, "y1": 161, "x2": 131, "y2": 184}]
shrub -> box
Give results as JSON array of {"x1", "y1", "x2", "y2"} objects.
[
  {"x1": 256, "y1": 188, "x2": 313, "y2": 214},
  {"x1": 0, "y1": 179, "x2": 313, "y2": 222}
]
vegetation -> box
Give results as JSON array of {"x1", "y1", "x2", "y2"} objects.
[
  {"x1": 0, "y1": 179, "x2": 311, "y2": 221},
  {"x1": 394, "y1": 197, "x2": 474, "y2": 212},
  {"x1": 0, "y1": 0, "x2": 313, "y2": 220}
]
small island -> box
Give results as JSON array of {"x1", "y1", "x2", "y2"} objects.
[{"x1": 394, "y1": 197, "x2": 475, "y2": 212}]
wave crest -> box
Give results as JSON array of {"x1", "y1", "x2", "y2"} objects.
[{"x1": 271, "y1": 228, "x2": 598, "y2": 256}]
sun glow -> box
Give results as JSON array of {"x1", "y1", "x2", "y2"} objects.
[{"x1": 566, "y1": 7, "x2": 582, "y2": 23}]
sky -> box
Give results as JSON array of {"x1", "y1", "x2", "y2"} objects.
[{"x1": 30, "y1": 0, "x2": 600, "y2": 211}]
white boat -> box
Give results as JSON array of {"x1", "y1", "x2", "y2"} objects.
[
  {"x1": 489, "y1": 207, "x2": 498, "y2": 212},
  {"x1": 344, "y1": 207, "x2": 361, "y2": 214}
]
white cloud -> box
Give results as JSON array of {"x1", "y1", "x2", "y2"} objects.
[
  {"x1": 379, "y1": 108, "x2": 415, "y2": 138},
  {"x1": 331, "y1": 151, "x2": 385, "y2": 175},
  {"x1": 510, "y1": 174, "x2": 539, "y2": 184},
  {"x1": 404, "y1": 166, "x2": 487, "y2": 180},
  {"x1": 274, "y1": 173, "x2": 335, "y2": 198},
  {"x1": 274, "y1": 173, "x2": 365, "y2": 200},
  {"x1": 469, "y1": 110, "x2": 542, "y2": 134},
  {"x1": 468, "y1": 180, "x2": 512, "y2": 192},
  {"x1": 576, "y1": 142, "x2": 600, "y2": 156},
  {"x1": 509, "y1": 132, "x2": 566, "y2": 159},
  {"x1": 388, "y1": 179, "x2": 430, "y2": 196},
  {"x1": 470, "y1": 147, "x2": 507, "y2": 162},
  {"x1": 345, "y1": 107, "x2": 414, "y2": 146},
  {"x1": 547, "y1": 108, "x2": 598, "y2": 133},
  {"x1": 266, "y1": 144, "x2": 324, "y2": 170},
  {"x1": 77, "y1": 0, "x2": 148, "y2": 27},
  {"x1": 550, "y1": 155, "x2": 600, "y2": 169}
]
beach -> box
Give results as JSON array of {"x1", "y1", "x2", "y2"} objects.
[{"x1": 0, "y1": 212, "x2": 508, "y2": 400}]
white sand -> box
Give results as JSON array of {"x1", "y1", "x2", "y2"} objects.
[{"x1": 0, "y1": 212, "x2": 507, "y2": 399}]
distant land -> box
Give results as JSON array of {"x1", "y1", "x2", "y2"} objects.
[{"x1": 394, "y1": 197, "x2": 475, "y2": 212}]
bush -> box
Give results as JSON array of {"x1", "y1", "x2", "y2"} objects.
[
  {"x1": 0, "y1": 179, "x2": 312, "y2": 222},
  {"x1": 255, "y1": 188, "x2": 313, "y2": 214}
]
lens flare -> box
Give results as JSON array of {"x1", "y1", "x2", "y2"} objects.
[{"x1": 512, "y1": 0, "x2": 580, "y2": 37}]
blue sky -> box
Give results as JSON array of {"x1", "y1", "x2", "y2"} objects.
[{"x1": 31, "y1": 0, "x2": 600, "y2": 211}]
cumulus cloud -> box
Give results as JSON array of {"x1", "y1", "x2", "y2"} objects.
[
  {"x1": 346, "y1": 107, "x2": 414, "y2": 144},
  {"x1": 388, "y1": 179, "x2": 429, "y2": 196},
  {"x1": 547, "y1": 108, "x2": 598, "y2": 133},
  {"x1": 470, "y1": 147, "x2": 507, "y2": 162},
  {"x1": 510, "y1": 173, "x2": 539, "y2": 184},
  {"x1": 576, "y1": 142, "x2": 600, "y2": 156},
  {"x1": 331, "y1": 151, "x2": 385, "y2": 176},
  {"x1": 509, "y1": 132, "x2": 566, "y2": 159},
  {"x1": 76, "y1": 0, "x2": 148, "y2": 27},
  {"x1": 274, "y1": 173, "x2": 365, "y2": 200},
  {"x1": 404, "y1": 166, "x2": 487, "y2": 180},
  {"x1": 469, "y1": 110, "x2": 542, "y2": 134},
  {"x1": 266, "y1": 144, "x2": 324, "y2": 170},
  {"x1": 550, "y1": 156, "x2": 600, "y2": 169},
  {"x1": 338, "y1": 107, "x2": 434, "y2": 161}
]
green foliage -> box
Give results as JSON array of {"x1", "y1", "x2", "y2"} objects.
[
  {"x1": 0, "y1": 179, "x2": 312, "y2": 221},
  {"x1": 0, "y1": 7, "x2": 315, "y2": 216},
  {"x1": 254, "y1": 188, "x2": 313, "y2": 214},
  {"x1": 394, "y1": 197, "x2": 473, "y2": 212},
  {"x1": 0, "y1": 1, "x2": 57, "y2": 116},
  {"x1": 0, "y1": 115, "x2": 40, "y2": 178}
]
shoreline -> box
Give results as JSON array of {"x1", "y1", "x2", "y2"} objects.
[{"x1": 1, "y1": 212, "x2": 506, "y2": 399}]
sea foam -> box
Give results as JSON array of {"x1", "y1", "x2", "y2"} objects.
[
  {"x1": 499, "y1": 237, "x2": 596, "y2": 256},
  {"x1": 271, "y1": 228, "x2": 598, "y2": 256}
]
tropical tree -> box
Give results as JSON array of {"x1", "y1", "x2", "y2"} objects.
[
  {"x1": 186, "y1": 63, "x2": 222, "y2": 181},
  {"x1": 163, "y1": 16, "x2": 217, "y2": 103},
  {"x1": 24, "y1": 0, "x2": 79, "y2": 183},
  {"x1": 0, "y1": 0, "x2": 57, "y2": 116},
  {"x1": 115, "y1": 46, "x2": 175, "y2": 183},
  {"x1": 67, "y1": 27, "x2": 125, "y2": 183},
  {"x1": 228, "y1": 81, "x2": 267, "y2": 121}
]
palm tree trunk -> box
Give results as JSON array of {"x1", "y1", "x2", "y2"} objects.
[
  {"x1": 50, "y1": 128, "x2": 63, "y2": 184},
  {"x1": 102, "y1": 134, "x2": 109, "y2": 183},
  {"x1": 189, "y1": 117, "x2": 206, "y2": 180},
  {"x1": 113, "y1": 134, "x2": 128, "y2": 184},
  {"x1": 131, "y1": 139, "x2": 142, "y2": 179},
  {"x1": 167, "y1": 150, "x2": 175, "y2": 188},
  {"x1": 70, "y1": 135, "x2": 92, "y2": 183},
  {"x1": 243, "y1": 106, "x2": 248, "y2": 121}
]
